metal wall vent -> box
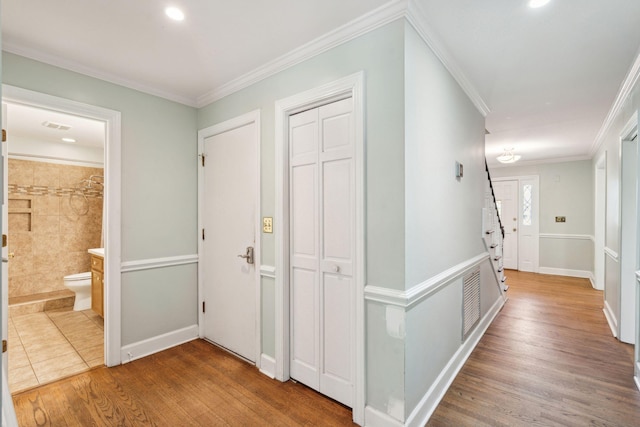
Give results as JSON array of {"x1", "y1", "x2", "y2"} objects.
[
  {"x1": 41, "y1": 121, "x2": 71, "y2": 131},
  {"x1": 462, "y1": 268, "x2": 481, "y2": 340}
]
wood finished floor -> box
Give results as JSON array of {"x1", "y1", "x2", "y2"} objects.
[
  {"x1": 12, "y1": 271, "x2": 640, "y2": 426},
  {"x1": 428, "y1": 270, "x2": 640, "y2": 426},
  {"x1": 12, "y1": 339, "x2": 354, "y2": 426}
]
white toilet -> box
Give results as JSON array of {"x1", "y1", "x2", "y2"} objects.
[{"x1": 63, "y1": 272, "x2": 92, "y2": 311}]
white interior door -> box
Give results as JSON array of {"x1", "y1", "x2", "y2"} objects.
[
  {"x1": 493, "y1": 180, "x2": 518, "y2": 270},
  {"x1": 202, "y1": 121, "x2": 257, "y2": 362},
  {"x1": 289, "y1": 97, "x2": 355, "y2": 407}
]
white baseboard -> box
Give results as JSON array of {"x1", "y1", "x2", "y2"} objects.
[
  {"x1": 603, "y1": 300, "x2": 618, "y2": 338},
  {"x1": 259, "y1": 354, "x2": 276, "y2": 379},
  {"x1": 405, "y1": 296, "x2": 506, "y2": 427},
  {"x1": 364, "y1": 405, "x2": 404, "y2": 427},
  {"x1": 538, "y1": 267, "x2": 592, "y2": 279},
  {"x1": 120, "y1": 324, "x2": 199, "y2": 363}
]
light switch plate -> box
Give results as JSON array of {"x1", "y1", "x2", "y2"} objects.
[{"x1": 263, "y1": 217, "x2": 273, "y2": 233}]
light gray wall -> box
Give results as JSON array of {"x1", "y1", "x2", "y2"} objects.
[
  {"x1": 404, "y1": 22, "x2": 486, "y2": 288},
  {"x1": 490, "y1": 160, "x2": 594, "y2": 234},
  {"x1": 403, "y1": 22, "x2": 496, "y2": 419},
  {"x1": 490, "y1": 160, "x2": 594, "y2": 273},
  {"x1": 539, "y1": 238, "x2": 593, "y2": 271},
  {"x1": 3, "y1": 52, "x2": 199, "y2": 346}
]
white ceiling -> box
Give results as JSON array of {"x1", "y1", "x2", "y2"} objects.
[
  {"x1": 3, "y1": 0, "x2": 640, "y2": 166},
  {"x1": 6, "y1": 103, "x2": 105, "y2": 148}
]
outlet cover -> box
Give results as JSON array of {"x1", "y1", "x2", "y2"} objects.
[{"x1": 263, "y1": 217, "x2": 273, "y2": 233}]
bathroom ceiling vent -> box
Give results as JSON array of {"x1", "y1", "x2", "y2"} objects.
[{"x1": 41, "y1": 121, "x2": 72, "y2": 131}]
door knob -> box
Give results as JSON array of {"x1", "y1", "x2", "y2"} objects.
[
  {"x1": 237, "y1": 246, "x2": 254, "y2": 264},
  {"x1": 513, "y1": 228, "x2": 517, "y2": 232}
]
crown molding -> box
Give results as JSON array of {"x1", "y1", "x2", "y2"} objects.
[
  {"x1": 405, "y1": 0, "x2": 490, "y2": 117},
  {"x1": 197, "y1": 0, "x2": 409, "y2": 107},
  {"x1": 590, "y1": 49, "x2": 640, "y2": 156},
  {"x1": 2, "y1": 42, "x2": 198, "y2": 108}
]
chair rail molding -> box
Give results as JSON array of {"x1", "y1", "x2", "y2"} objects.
[
  {"x1": 120, "y1": 254, "x2": 198, "y2": 273},
  {"x1": 364, "y1": 252, "x2": 490, "y2": 308},
  {"x1": 539, "y1": 233, "x2": 594, "y2": 241}
]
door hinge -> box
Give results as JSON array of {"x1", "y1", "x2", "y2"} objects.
[
  {"x1": 2, "y1": 340, "x2": 7, "y2": 353},
  {"x1": 200, "y1": 153, "x2": 205, "y2": 167},
  {"x1": 202, "y1": 301, "x2": 206, "y2": 313},
  {"x1": 2, "y1": 129, "x2": 6, "y2": 142},
  {"x1": 202, "y1": 228, "x2": 205, "y2": 240}
]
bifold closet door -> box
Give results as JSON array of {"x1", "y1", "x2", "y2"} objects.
[{"x1": 289, "y1": 97, "x2": 355, "y2": 407}]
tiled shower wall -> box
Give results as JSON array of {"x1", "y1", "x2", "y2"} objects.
[{"x1": 8, "y1": 159, "x2": 103, "y2": 298}]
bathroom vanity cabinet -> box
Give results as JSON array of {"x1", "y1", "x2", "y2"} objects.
[{"x1": 91, "y1": 254, "x2": 104, "y2": 317}]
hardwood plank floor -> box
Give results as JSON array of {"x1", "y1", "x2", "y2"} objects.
[
  {"x1": 428, "y1": 271, "x2": 640, "y2": 426},
  {"x1": 12, "y1": 340, "x2": 354, "y2": 426},
  {"x1": 12, "y1": 271, "x2": 640, "y2": 426}
]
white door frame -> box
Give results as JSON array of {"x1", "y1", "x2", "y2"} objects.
[
  {"x1": 493, "y1": 175, "x2": 540, "y2": 273},
  {"x1": 594, "y1": 152, "x2": 607, "y2": 290},
  {"x1": 2, "y1": 84, "x2": 122, "y2": 367},
  {"x1": 618, "y1": 113, "x2": 638, "y2": 344},
  {"x1": 274, "y1": 72, "x2": 365, "y2": 425},
  {"x1": 197, "y1": 110, "x2": 262, "y2": 365}
]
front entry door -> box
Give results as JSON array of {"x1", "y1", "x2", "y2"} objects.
[
  {"x1": 202, "y1": 120, "x2": 257, "y2": 362},
  {"x1": 493, "y1": 180, "x2": 518, "y2": 270},
  {"x1": 289, "y1": 97, "x2": 355, "y2": 407}
]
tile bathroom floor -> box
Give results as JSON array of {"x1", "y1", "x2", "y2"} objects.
[{"x1": 8, "y1": 307, "x2": 104, "y2": 394}]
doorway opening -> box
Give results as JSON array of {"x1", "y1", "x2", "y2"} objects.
[
  {"x1": 1, "y1": 86, "x2": 122, "y2": 396},
  {"x1": 4, "y1": 101, "x2": 106, "y2": 392}
]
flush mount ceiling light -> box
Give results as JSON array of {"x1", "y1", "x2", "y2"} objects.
[
  {"x1": 496, "y1": 148, "x2": 522, "y2": 164},
  {"x1": 62, "y1": 137, "x2": 76, "y2": 143},
  {"x1": 528, "y1": 0, "x2": 551, "y2": 8},
  {"x1": 165, "y1": 6, "x2": 185, "y2": 21}
]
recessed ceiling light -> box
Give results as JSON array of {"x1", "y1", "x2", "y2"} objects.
[
  {"x1": 528, "y1": 0, "x2": 551, "y2": 8},
  {"x1": 165, "y1": 6, "x2": 185, "y2": 21},
  {"x1": 62, "y1": 137, "x2": 76, "y2": 143}
]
